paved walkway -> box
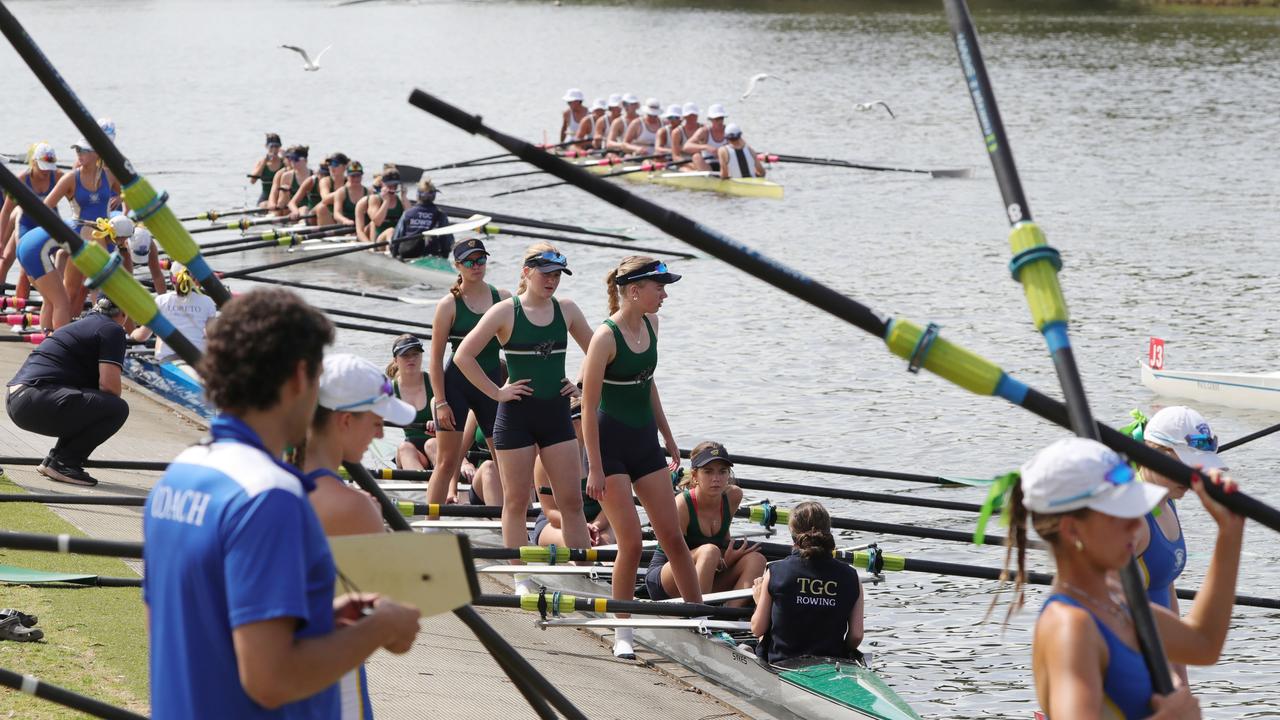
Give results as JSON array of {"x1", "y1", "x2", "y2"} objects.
[{"x1": 0, "y1": 342, "x2": 761, "y2": 719}]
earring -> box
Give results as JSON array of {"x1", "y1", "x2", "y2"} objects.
[{"x1": 1074, "y1": 538, "x2": 1084, "y2": 552}]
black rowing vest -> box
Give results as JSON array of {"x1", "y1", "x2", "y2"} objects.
[{"x1": 758, "y1": 552, "x2": 860, "y2": 665}]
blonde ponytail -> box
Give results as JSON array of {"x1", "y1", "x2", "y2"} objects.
[
  {"x1": 449, "y1": 274, "x2": 464, "y2": 300},
  {"x1": 605, "y1": 269, "x2": 621, "y2": 314}
]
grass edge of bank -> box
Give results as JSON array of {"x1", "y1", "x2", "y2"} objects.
[{"x1": 0, "y1": 473, "x2": 148, "y2": 719}]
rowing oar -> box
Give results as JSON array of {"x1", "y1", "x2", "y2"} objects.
[
  {"x1": 762, "y1": 153, "x2": 973, "y2": 179},
  {"x1": 0, "y1": 494, "x2": 145, "y2": 506},
  {"x1": 318, "y1": 305, "x2": 432, "y2": 331},
  {"x1": 179, "y1": 206, "x2": 267, "y2": 223},
  {"x1": 437, "y1": 153, "x2": 661, "y2": 189},
  {"x1": 345, "y1": 465, "x2": 588, "y2": 720},
  {"x1": 1219, "y1": 421, "x2": 1280, "y2": 453},
  {"x1": 405, "y1": 95, "x2": 1280, "y2": 543},
  {"x1": 332, "y1": 320, "x2": 421, "y2": 337},
  {"x1": 477, "y1": 593, "x2": 751, "y2": 620},
  {"x1": 733, "y1": 476, "x2": 982, "y2": 513},
  {"x1": 187, "y1": 212, "x2": 310, "y2": 234},
  {"x1": 0, "y1": 165, "x2": 202, "y2": 366},
  {"x1": 0, "y1": 457, "x2": 166, "y2": 471},
  {"x1": 673, "y1": 449, "x2": 991, "y2": 488},
  {"x1": 400, "y1": 139, "x2": 585, "y2": 178},
  {"x1": 439, "y1": 203, "x2": 636, "y2": 241},
  {"x1": 235, "y1": 274, "x2": 436, "y2": 305},
  {"x1": 482, "y1": 223, "x2": 696, "y2": 259},
  {"x1": 218, "y1": 238, "x2": 391, "y2": 279},
  {"x1": 0, "y1": 667, "x2": 146, "y2": 720},
  {"x1": 943, "y1": 0, "x2": 1175, "y2": 692},
  {"x1": 1, "y1": 151, "x2": 73, "y2": 171},
  {"x1": 189, "y1": 223, "x2": 346, "y2": 253},
  {"x1": 491, "y1": 160, "x2": 691, "y2": 198},
  {"x1": 0, "y1": 5, "x2": 231, "y2": 307}
]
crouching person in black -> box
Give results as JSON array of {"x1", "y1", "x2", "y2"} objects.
[
  {"x1": 391, "y1": 178, "x2": 454, "y2": 260},
  {"x1": 6, "y1": 297, "x2": 129, "y2": 486}
]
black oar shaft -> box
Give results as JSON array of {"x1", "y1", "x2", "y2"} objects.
[
  {"x1": 700, "y1": 451, "x2": 958, "y2": 486},
  {"x1": 0, "y1": 494, "x2": 144, "y2": 506},
  {"x1": 319, "y1": 305, "x2": 432, "y2": 330},
  {"x1": 234, "y1": 274, "x2": 423, "y2": 304},
  {"x1": 484, "y1": 224, "x2": 695, "y2": 259},
  {"x1": 0, "y1": 531, "x2": 142, "y2": 558},
  {"x1": 475, "y1": 594, "x2": 751, "y2": 620},
  {"x1": 220, "y1": 239, "x2": 389, "y2": 278},
  {"x1": 438, "y1": 204, "x2": 634, "y2": 241},
  {"x1": 0, "y1": 457, "x2": 167, "y2": 471},
  {"x1": 1219, "y1": 421, "x2": 1280, "y2": 453},
  {"x1": 733, "y1": 476, "x2": 981, "y2": 513},
  {"x1": 0, "y1": 668, "x2": 147, "y2": 720}
]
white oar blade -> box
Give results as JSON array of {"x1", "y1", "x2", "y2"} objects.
[
  {"x1": 329, "y1": 532, "x2": 478, "y2": 617},
  {"x1": 423, "y1": 214, "x2": 491, "y2": 237}
]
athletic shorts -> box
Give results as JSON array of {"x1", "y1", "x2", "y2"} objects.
[
  {"x1": 443, "y1": 361, "x2": 501, "y2": 438},
  {"x1": 529, "y1": 513, "x2": 550, "y2": 545},
  {"x1": 492, "y1": 395, "x2": 575, "y2": 451},
  {"x1": 644, "y1": 550, "x2": 672, "y2": 600},
  {"x1": 598, "y1": 412, "x2": 666, "y2": 481},
  {"x1": 467, "y1": 483, "x2": 486, "y2": 506},
  {"x1": 17, "y1": 227, "x2": 59, "y2": 281}
]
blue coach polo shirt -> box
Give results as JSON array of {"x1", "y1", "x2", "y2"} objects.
[{"x1": 143, "y1": 415, "x2": 339, "y2": 719}]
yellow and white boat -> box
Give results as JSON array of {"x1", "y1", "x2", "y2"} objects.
[{"x1": 581, "y1": 160, "x2": 784, "y2": 199}]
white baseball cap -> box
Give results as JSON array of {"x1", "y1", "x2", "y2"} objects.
[
  {"x1": 318, "y1": 353, "x2": 416, "y2": 425},
  {"x1": 31, "y1": 143, "x2": 57, "y2": 171},
  {"x1": 563, "y1": 88, "x2": 585, "y2": 103},
  {"x1": 1144, "y1": 406, "x2": 1225, "y2": 471},
  {"x1": 108, "y1": 214, "x2": 135, "y2": 239},
  {"x1": 130, "y1": 227, "x2": 154, "y2": 258},
  {"x1": 97, "y1": 117, "x2": 116, "y2": 140},
  {"x1": 681, "y1": 102, "x2": 700, "y2": 117},
  {"x1": 663, "y1": 104, "x2": 682, "y2": 119},
  {"x1": 607, "y1": 93, "x2": 622, "y2": 108},
  {"x1": 643, "y1": 98, "x2": 661, "y2": 116},
  {"x1": 622, "y1": 93, "x2": 639, "y2": 105},
  {"x1": 707, "y1": 103, "x2": 727, "y2": 119},
  {"x1": 1020, "y1": 437, "x2": 1166, "y2": 517},
  {"x1": 725, "y1": 123, "x2": 743, "y2": 139},
  {"x1": 591, "y1": 98, "x2": 607, "y2": 112},
  {"x1": 71, "y1": 139, "x2": 94, "y2": 153}
]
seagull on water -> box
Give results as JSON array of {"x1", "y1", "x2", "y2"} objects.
[
  {"x1": 854, "y1": 100, "x2": 896, "y2": 119},
  {"x1": 741, "y1": 73, "x2": 786, "y2": 101},
  {"x1": 280, "y1": 44, "x2": 332, "y2": 72}
]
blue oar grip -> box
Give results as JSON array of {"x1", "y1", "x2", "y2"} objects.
[
  {"x1": 1008, "y1": 244, "x2": 1061, "y2": 282},
  {"x1": 183, "y1": 254, "x2": 215, "y2": 283},
  {"x1": 147, "y1": 313, "x2": 179, "y2": 341},
  {"x1": 994, "y1": 373, "x2": 1029, "y2": 405},
  {"x1": 1042, "y1": 322, "x2": 1070, "y2": 354}
]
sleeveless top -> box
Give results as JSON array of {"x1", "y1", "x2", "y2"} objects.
[
  {"x1": 1138, "y1": 503, "x2": 1185, "y2": 610},
  {"x1": 19, "y1": 171, "x2": 60, "y2": 236},
  {"x1": 724, "y1": 143, "x2": 758, "y2": 179},
  {"x1": 257, "y1": 160, "x2": 280, "y2": 202},
  {"x1": 74, "y1": 168, "x2": 112, "y2": 223},
  {"x1": 1039, "y1": 594, "x2": 1153, "y2": 719},
  {"x1": 502, "y1": 296, "x2": 567, "y2": 399},
  {"x1": 448, "y1": 285, "x2": 502, "y2": 373},
  {"x1": 289, "y1": 171, "x2": 310, "y2": 206},
  {"x1": 341, "y1": 185, "x2": 367, "y2": 220},
  {"x1": 635, "y1": 119, "x2": 659, "y2": 154},
  {"x1": 393, "y1": 372, "x2": 434, "y2": 442},
  {"x1": 599, "y1": 316, "x2": 657, "y2": 428},
  {"x1": 673, "y1": 123, "x2": 698, "y2": 154},
  {"x1": 759, "y1": 553, "x2": 861, "y2": 665},
  {"x1": 376, "y1": 196, "x2": 404, "y2": 233},
  {"x1": 305, "y1": 173, "x2": 324, "y2": 209},
  {"x1": 566, "y1": 110, "x2": 583, "y2": 136},
  {"x1": 683, "y1": 489, "x2": 731, "y2": 551},
  {"x1": 704, "y1": 126, "x2": 729, "y2": 154}
]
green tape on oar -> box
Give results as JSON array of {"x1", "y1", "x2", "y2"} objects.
[
  {"x1": 1007, "y1": 222, "x2": 1067, "y2": 331},
  {"x1": 71, "y1": 242, "x2": 158, "y2": 325},
  {"x1": 884, "y1": 319, "x2": 1003, "y2": 396},
  {"x1": 518, "y1": 592, "x2": 576, "y2": 614},
  {"x1": 122, "y1": 177, "x2": 227, "y2": 305}
]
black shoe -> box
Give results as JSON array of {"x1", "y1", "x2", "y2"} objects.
[{"x1": 37, "y1": 458, "x2": 97, "y2": 487}]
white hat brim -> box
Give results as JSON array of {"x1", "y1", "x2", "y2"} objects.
[
  {"x1": 1089, "y1": 481, "x2": 1168, "y2": 519},
  {"x1": 373, "y1": 395, "x2": 418, "y2": 426},
  {"x1": 1170, "y1": 445, "x2": 1226, "y2": 471}
]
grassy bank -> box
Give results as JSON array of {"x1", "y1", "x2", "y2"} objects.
[{"x1": 0, "y1": 474, "x2": 148, "y2": 718}]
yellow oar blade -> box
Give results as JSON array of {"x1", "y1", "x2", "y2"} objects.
[{"x1": 328, "y1": 532, "x2": 478, "y2": 617}]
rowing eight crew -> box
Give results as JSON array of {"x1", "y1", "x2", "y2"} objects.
[{"x1": 560, "y1": 89, "x2": 767, "y2": 180}]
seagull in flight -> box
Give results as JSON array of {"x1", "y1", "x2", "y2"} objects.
[
  {"x1": 854, "y1": 100, "x2": 896, "y2": 119},
  {"x1": 280, "y1": 44, "x2": 332, "y2": 72},
  {"x1": 741, "y1": 73, "x2": 786, "y2": 101}
]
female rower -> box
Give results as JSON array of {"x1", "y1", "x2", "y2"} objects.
[
  {"x1": 670, "y1": 103, "x2": 701, "y2": 167},
  {"x1": 560, "y1": 89, "x2": 589, "y2": 144},
  {"x1": 646, "y1": 442, "x2": 764, "y2": 607},
  {"x1": 129, "y1": 263, "x2": 216, "y2": 361},
  {"x1": 0, "y1": 143, "x2": 63, "y2": 290},
  {"x1": 267, "y1": 145, "x2": 311, "y2": 217},
  {"x1": 14, "y1": 220, "x2": 74, "y2": 331},
  {"x1": 302, "y1": 352, "x2": 418, "y2": 720},
  {"x1": 532, "y1": 397, "x2": 613, "y2": 548},
  {"x1": 683, "y1": 103, "x2": 729, "y2": 172},
  {"x1": 313, "y1": 152, "x2": 350, "y2": 226},
  {"x1": 1003, "y1": 437, "x2": 1242, "y2": 718},
  {"x1": 653, "y1": 105, "x2": 684, "y2": 160},
  {"x1": 581, "y1": 255, "x2": 701, "y2": 658},
  {"x1": 368, "y1": 169, "x2": 406, "y2": 247},
  {"x1": 333, "y1": 161, "x2": 368, "y2": 227},
  {"x1": 572, "y1": 99, "x2": 608, "y2": 152},
  {"x1": 385, "y1": 334, "x2": 437, "y2": 472},
  {"x1": 248, "y1": 133, "x2": 283, "y2": 208},
  {"x1": 752, "y1": 501, "x2": 863, "y2": 664},
  {"x1": 452, "y1": 243, "x2": 595, "y2": 580},
  {"x1": 355, "y1": 174, "x2": 381, "y2": 243},
  {"x1": 44, "y1": 139, "x2": 120, "y2": 304},
  {"x1": 288, "y1": 154, "x2": 330, "y2": 225},
  {"x1": 606, "y1": 94, "x2": 641, "y2": 155},
  {"x1": 426, "y1": 238, "x2": 510, "y2": 504},
  {"x1": 622, "y1": 99, "x2": 663, "y2": 156}
]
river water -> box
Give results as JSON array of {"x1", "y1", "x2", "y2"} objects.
[{"x1": 4, "y1": 0, "x2": 1280, "y2": 716}]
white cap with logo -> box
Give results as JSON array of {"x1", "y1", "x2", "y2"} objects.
[
  {"x1": 707, "y1": 103, "x2": 727, "y2": 119},
  {"x1": 318, "y1": 353, "x2": 416, "y2": 426},
  {"x1": 562, "y1": 88, "x2": 585, "y2": 103},
  {"x1": 1144, "y1": 406, "x2": 1225, "y2": 470},
  {"x1": 725, "y1": 123, "x2": 743, "y2": 139},
  {"x1": 1020, "y1": 437, "x2": 1166, "y2": 517},
  {"x1": 681, "y1": 102, "x2": 700, "y2": 117},
  {"x1": 108, "y1": 214, "x2": 135, "y2": 239},
  {"x1": 31, "y1": 143, "x2": 57, "y2": 171}
]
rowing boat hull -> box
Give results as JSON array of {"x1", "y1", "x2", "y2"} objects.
[
  {"x1": 299, "y1": 239, "x2": 455, "y2": 286},
  {"x1": 582, "y1": 162, "x2": 784, "y2": 199},
  {"x1": 123, "y1": 354, "x2": 211, "y2": 419},
  {"x1": 1139, "y1": 359, "x2": 1280, "y2": 412}
]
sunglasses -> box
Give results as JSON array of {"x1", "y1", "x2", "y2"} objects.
[
  {"x1": 620, "y1": 262, "x2": 668, "y2": 283},
  {"x1": 460, "y1": 255, "x2": 488, "y2": 268},
  {"x1": 334, "y1": 378, "x2": 394, "y2": 411},
  {"x1": 1185, "y1": 432, "x2": 1219, "y2": 453},
  {"x1": 1046, "y1": 461, "x2": 1135, "y2": 509},
  {"x1": 535, "y1": 251, "x2": 567, "y2": 265}
]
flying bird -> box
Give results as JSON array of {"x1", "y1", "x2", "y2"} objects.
[
  {"x1": 280, "y1": 44, "x2": 332, "y2": 72},
  {"x1": 741, "y1": 73, "x2": 786, "y2": 101},
  {"x1": 854, "y1": 100, "x2": 896, "y2": 119}
]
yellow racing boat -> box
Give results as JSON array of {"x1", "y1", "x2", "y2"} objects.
[{"x1": 581, "y1": 160, "x2": 784, "y2": 199}]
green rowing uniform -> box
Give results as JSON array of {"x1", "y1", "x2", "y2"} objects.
[
  {"x1": 681, "y1": 488, "x2": 730, "y2": 550},
  {"x1": 257, "y1": 161, "x2": 280, "y2": 202},
  {"x1": 376, "y1": 196, "x2": 404, "y2": 234},
  {"x1": 341, "y1": 185, "x2": 367, "y2": 220},
  {"x1": 502, "y1": 296, "x2": 567, "y2": 399},
  {"x1": 306, "y1": 173, "x2": 323, "y2": 209},
  {"x1": 449, "y1": 285, "x2": 502, "y2": 372},
  {"x1": 393, "y1": 372, "x2": 434, "y2": 442},
  {"x1": 598, "y1": 316, "x2": 656, "y2": 427}
]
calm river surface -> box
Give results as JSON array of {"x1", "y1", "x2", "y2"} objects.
[{"x1": 4, "y1": 0, "x2": 1280, "y2": 716}]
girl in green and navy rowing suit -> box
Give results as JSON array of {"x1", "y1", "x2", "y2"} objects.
[
  {"x1": 426, "y1": 237, "x2": 511, "y2": 505},
  {"x1": 385, "y1": 334, "x2": 436, "y2": 472},
  {"x1": 333, "y1": 160, "x2": 368, "y2": 226},
  {"x1": 270, "y1": 144, "x2": 311, "y2": 217},
  {"x1": 453, "y1": 242, "x2": 595, "y2": 569},
  {"x1": 248, "y1": 133, "x2": 283, "y2": 208},
  {"x1": 580, "y1": 255, "x2": 702, "y2": 659}
]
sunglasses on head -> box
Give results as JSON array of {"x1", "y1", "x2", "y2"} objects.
[
  {"x1": 1185, "y1": 432, "x2": 1218, "y2": 453},
  {"x1": 619, "y1": 261, "x2": 668, "y2": 284},
  {"x1": 1046, "y1": 461, "x2": 1135, "y2": 509},
  {"x1": 334, "y1": 378, "x2": 393, "y2": 411},
  {"x1": 533, "y1": 250, "x2": 567, "y2": 265}
]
